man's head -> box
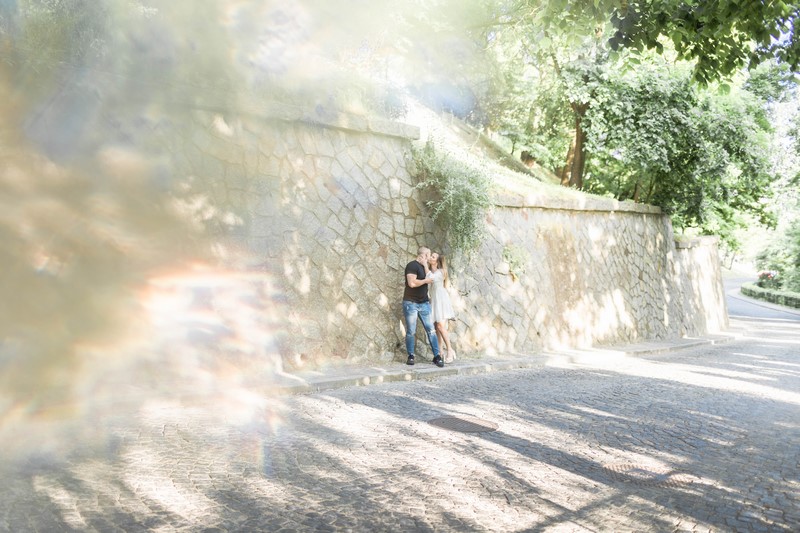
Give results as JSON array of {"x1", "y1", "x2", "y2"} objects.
[{"x1": 416, "y1": 246, "x2": 430, "y2": 263}]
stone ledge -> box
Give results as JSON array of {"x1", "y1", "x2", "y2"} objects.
[
  {"x1": 367, "y1": 117, "x2": 421, "y2": 140},
  {"x1": 494, "y1": 192, "x2": 663, "y2": 214},
  {"x1": 194, "y1": 97, "x2": 420, "y2": 140},
  {"x1": 675, "y1": 235, "x2": 720, "y2": 249}
]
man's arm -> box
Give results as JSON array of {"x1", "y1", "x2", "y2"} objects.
[{"x1": 406, "y1": 273, "x2": 432, "y2": 288}]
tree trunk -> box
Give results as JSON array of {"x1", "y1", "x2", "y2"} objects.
[
  {"x1": 567, "y1": 103, "x2": 588, "y2": 189},
  {"x1": 645, "y1": 177, "x2": 657, "y2": 203},
  {"x1": 549, "y1": 52, "x2": 591, "y2": 190},
  {"x1": 560, "y1": 139, "x2": 574, "y2": 186}
]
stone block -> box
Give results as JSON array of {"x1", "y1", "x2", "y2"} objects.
[
  {"x1": 310, "y1": 134, "x2": 334, "y2": 158},
  {"x1": 325, "y1": 194, "x2": 346, "y2": 217},
  {"x1": 404, "y1": 218, "x2": 416, "y2": 236},
  {"x1": 342, "y1": 273, "x2": 361, "y2": 302},
  {"x1": 331, "y1": 237, "x2": 350, "y2": 256},
  {"x1": 315, "y1": 156, "x2": 332, "y2": 177},
  {"x1": 393, "y1": 214, "x2": 406, "y2": 234},
  {"x1": 339, "y1": 151, "x2": 356, "y2": 174},
  {"x1": 396, "y1": 235, "x2": 409, "y2": 254},
  {"x1": 364, "y1": 166, "x2": 383, "y2": 189},
  {"x1": 297, "y1": 129, "x2": 317, "y2": 156},
  {"x1": 327, "y1": 215, "x2": 347, "y2": 237},
  {"x1": 380, "y1": 160, "x2": 396, "y2": 178}
]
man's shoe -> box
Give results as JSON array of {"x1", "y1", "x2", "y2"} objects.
[
  {"x1": 433, "y1": 355, "x2": 444, "y2": 368},
  {"x1": 406, "y1": 355, "x2": 415, "y2": 365}
]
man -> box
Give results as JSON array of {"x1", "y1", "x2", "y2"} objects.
[{"x1": 403, "y1": 246, "x2": 444, "y2": 367}]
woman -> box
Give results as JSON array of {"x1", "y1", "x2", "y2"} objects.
[{"x1": 428, "y1": 252, "x2": 456, "y2": 363}]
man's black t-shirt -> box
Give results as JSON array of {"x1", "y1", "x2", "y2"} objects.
[{"x1": 403, "y1": 260, "x2": 429, "y2": 303}]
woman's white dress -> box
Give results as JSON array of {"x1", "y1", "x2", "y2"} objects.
[{"x1": 429, "y1": 269, "x2": 455, "y2": 322}]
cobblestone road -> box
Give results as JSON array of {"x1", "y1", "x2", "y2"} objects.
[{"x1": 1, "y1": 315, "x2": 798, "y2": 532}]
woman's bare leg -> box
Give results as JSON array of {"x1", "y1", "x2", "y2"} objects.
[
  {"x1": 435, "y1": 321, "x2": 453, "y2": 362},
  {"x1": 443, "y1": 321, "x2": 454, "y2": 360}
]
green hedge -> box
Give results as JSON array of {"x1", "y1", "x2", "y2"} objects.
[{"x1": 741, "y1": 282, "x2": 800, "y2": 309}]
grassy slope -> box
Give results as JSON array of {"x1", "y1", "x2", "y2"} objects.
[{"x1": 403, "y1": 100, "x2": 598, "y2": 203}]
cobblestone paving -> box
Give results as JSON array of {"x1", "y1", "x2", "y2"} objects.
[{"x1": 1, "y1": 316, "x2": 798, "y2": 532}]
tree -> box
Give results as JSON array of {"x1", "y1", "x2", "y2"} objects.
[
  {"x1": 609, "y1": 0, "x2": 800, "y2": 84},
  {"x1": 474, "y1": 2, "x2": 613, "y2": 188},
  {"x1": 475, "y1": 23, "x2": 575, "y2": 173},
  {"x1": 478, "y1": 0, "x2": 800, "y2": 188},
  {"x1": 548, "y1": 52, "x2": 606, "y2": 188},
  {"x1": 582, "y1": 56, "x2": 777, "y2": 248},
  {"x1": 744, "y1": 59, "x2": 798, "y2": 103},
  {"x1": 756, "y1": 218, "x2": 800, "y2": 291},
  {"x1": 506, "y1": 0, "x2": 799, "y2": 79}
]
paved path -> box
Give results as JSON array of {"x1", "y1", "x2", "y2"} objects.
[
  {"x1": 1, "y1": 312, "x2": 798, "y2": 531},
  {"x1": 724, "y1": 277, "x2": 800, "y2": 322}
]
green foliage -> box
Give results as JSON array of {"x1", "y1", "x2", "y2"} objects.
[
  {"x1": 478, "y1": 58, "x2": 573, "y2": 171},
  {"x1": 513, "y1": 0, "x2": 618, "y2": 50},
  {"x1": 581, "y1": 57, "x2": 777, "y2": 248},
  {"x1": 496, "y1": 0, "x2": 800, "y2": 85},
  {"x1": 5, "y1": 0, "x2": 245, "y2": 111},
  {"x1": 756, "y1": 218, "x2": 800, "y2": 292},
  {"x1": 475, "y1": 4, "x2": 796, "y2": 250},
  {"x1": 608, "y1": 0, "x2": 800, "y2": 83},
  {"x1": 474, "y1": 17, "x2": 611, "y2": 177},
  {"x1": 478, "y1": 54, "x2": 537, "y2": 149},
  {"x1": 790, "y1": 106, "x2": 800, "y2": 165},
  {"x1": 744, "y1": 60, "x2": 799, "y2": 103},
  {"x1": 502, "y1": 244, "x2": 528, "y2": 280},
  {"x1": 7, "y1": 0, "x2": 112, "y2": 102},
  {"x1": 412, "y1": 140, "x2": 493, "y2": 255}
]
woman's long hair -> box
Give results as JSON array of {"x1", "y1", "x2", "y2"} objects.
[{"x1": 438, "y1": 253, "x2": 448, "y2": 287}]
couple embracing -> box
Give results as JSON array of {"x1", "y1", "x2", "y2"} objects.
[{"x1": 402, "y1": 246, "x2": 456, "y2": 367}]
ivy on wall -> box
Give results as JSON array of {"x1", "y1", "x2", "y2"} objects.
[
  {"x1": 411, "y1": 139, "x2": 492, "y2": 255},
  {"x1": 502, "y1": 244, "x2": 529, "y2": 281}
]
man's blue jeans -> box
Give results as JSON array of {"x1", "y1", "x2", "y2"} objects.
[{"x1": 403, "y1": 300, "x2": 440, "y2": 357}]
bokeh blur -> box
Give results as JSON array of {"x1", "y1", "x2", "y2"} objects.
[{"x1": 0, "y1": 0, "x2": 485, "y2": 459}]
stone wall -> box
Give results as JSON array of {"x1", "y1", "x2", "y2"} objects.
[
  {"x1": 449, "y1": 197, "x2": 729, "y2": 357},
  {"x1": 173, "y1": 104, "x2": 728, "y2": 367}
]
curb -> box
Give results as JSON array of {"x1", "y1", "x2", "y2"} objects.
[
  {"x1": 272, "y1": 334, "x2": 737, "y2": 396},
  {"x1": 607, "y1": 334, "x2": 736, "y2": 357},
  {"x1": 727, "y1": 288, "x2": 800, "y2": 318}
]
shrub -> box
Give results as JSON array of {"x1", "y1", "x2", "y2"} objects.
[
  {"x1": 756, "y1": 270, "x2": 781, "y2": 289},
  {"x1": 741, "y1": 282, "x2": 800, "y2": 309},
  {"x1": 411, "y1": 139, "x2": 492, "y2": 255},
  {"x1": 502, "y1": 244, "x2": 529, "y2": 280}
]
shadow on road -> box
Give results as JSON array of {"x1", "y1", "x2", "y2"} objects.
[{"x1": 2, "y1": 313, "x2": 798, "y2": 531}]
